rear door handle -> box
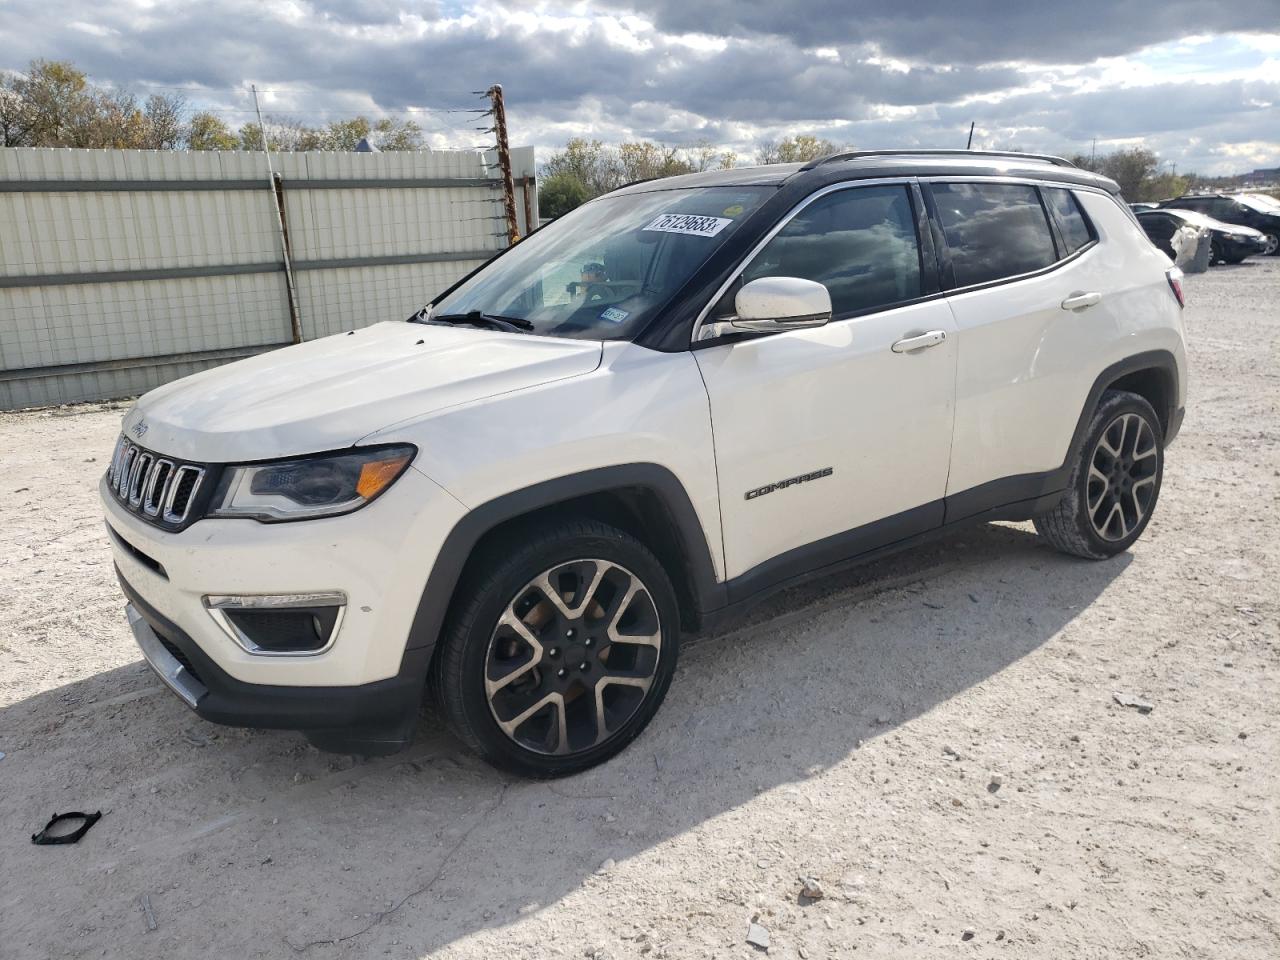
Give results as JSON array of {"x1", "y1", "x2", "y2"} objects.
[
  {"x1": 1061, "y1": 291, "x2": 1102, "y2": 311},
  {"x1": 891, "y1": 330, "x2": 947, "y2": 353}
]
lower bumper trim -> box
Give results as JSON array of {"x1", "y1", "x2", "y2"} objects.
[
  {"x1": 116, "y1": 567, "x2": 429, "y2": 754},
  {"x1": 126, "y1": 603, "x2": 207, "y2": 708}
]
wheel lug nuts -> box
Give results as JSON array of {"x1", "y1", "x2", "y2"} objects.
[
  {"x1": 579, "y1": 662, "x2": 589, "y2": 671},
  {"x1": 584, "y1": 638, "x2": 594, "y2": 647},
  {"x1": 566, "y1": 629, "x2": 575, "y2": 638},
  {"x1": 557, "y1": 668, "x2": 567, "y2": 678}
]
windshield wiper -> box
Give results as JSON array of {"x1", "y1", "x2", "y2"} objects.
[{"x1": 430, "y1": 310, "x2": 534, "y2": 333}]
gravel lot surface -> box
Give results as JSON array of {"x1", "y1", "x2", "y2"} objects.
[{"x1": 1, "y1": 260, "x2": 1277, "y2": 959}]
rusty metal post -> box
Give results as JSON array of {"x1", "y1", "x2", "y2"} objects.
[
  {"x1": 520, "y1": 176, "x2": 534, "y2": 235},
  {"x1": 487, "y1": 84, "x2": 521, "y2": 246},
  {"x1": 252, "y1": 83, "x2": 304, "y2": 343},
  {"x1": 272, "y1": 173, "x2": 303, "y2": 344}
]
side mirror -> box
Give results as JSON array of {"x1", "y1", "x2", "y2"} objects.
[{"x1": 731, "y1": 276, "x2": 832, "y2": 332}]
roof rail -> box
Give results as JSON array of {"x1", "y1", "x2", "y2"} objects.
[{"x1": 798, "y1": 149, "x2": 1078, "y2": 172}]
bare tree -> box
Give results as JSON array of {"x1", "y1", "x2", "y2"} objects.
[
  {"x1": 756, "y1": 135, "x2": 842, "y2": 164},
  {"x1": 143, "y1": 93, "x2": 186, "y2": 149}
]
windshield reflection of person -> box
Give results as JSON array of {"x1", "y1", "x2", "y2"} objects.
[{"x1": 568, "y1": 262, "x2": 608, "y2": 303}]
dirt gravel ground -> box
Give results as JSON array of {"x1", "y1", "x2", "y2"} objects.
[{"x1": 1, "y1": 260, "x2": 1277, "y2": 960}]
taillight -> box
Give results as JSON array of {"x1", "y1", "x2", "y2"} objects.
[{"x1": 1166, "y1": 267, "x2": 1186, "y2": 308}]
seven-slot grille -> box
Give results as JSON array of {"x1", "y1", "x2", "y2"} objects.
[{"x1": 107, "y1": 435, "x2": 206, "y2": 528}]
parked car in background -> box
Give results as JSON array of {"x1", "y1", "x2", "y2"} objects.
[
  {"x1": 1157, "y1": 193, "x2": 1280, "y2": 255},
  {"x1": 1129, "y1": 202, "x2": 1159, "y2": 212},
  {"x1": 1137, "y1": 208, "x2": 1269, "y2": 265},
  {"x1": 1237, "y1": 192, "x2": 1280, "y2": 211}
]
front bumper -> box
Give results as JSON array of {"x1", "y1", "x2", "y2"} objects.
[
  {"x1": 101, "y1": 467, "x2": 465, "y2": 689},
  {"x1": 121, "y1": 571, "x2": 430, "y2": 753}
]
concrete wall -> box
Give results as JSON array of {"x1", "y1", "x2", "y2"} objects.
[{"x1": 0, "y1": 146, "x2": 536, "y2": 410}]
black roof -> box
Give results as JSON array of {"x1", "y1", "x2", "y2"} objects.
[{"x1": 609, "y1": 149, "x2": 1120, "y2": 197}]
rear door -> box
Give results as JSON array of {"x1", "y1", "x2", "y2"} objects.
[{"x1": 924, "y1": 180, "x2": 1114, "y2": 517}]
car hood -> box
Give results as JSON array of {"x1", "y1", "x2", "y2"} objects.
[{"x1": 121, "y1": 321, "x2": 603, "y2": 462}]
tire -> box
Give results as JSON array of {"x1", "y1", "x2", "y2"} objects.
[
  {"x1": 1033, "y1": 390, "x2": 1164, "y2": 560},
  {"x1": 430, "y1": 518, "x2": 680, "y2": 778},
  {"x1": 1263, "y1": 233, "x2": 1279, "y2": 256},
  {"x1": 1209, "y1": 239, "x2": 1223, "y2": 265}
]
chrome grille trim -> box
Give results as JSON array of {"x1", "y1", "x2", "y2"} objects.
[
  {"x1": 163, "y1": 465, "x2": 205, "y2": 524},
  {"x1": 128, "y1": 452, "x2": 153, "y2": 508},
  {"x1": 143, "y1": 460, "x2": 173, "y2": 516},
  {"x1": 107, "y1": 436, "x2": 207, "y2": 528}
]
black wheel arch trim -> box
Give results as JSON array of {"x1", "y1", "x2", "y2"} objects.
[
  {"x1": 1068, "y1": 350, "x2": 1181, "y2": 451},
  {"x1": 401, "y1": 352, "x2": 1178, "y2": 678},
  {"x1": 403, "y1": 464, "x2": 724, "y2": 666}
]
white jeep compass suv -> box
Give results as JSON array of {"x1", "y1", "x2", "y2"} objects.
[{"x1": 102, "y1": 150, "x2": 1188, "y2": 777}]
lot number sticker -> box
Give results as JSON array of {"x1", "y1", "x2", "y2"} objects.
[{"x1": 643, "y1": 213, "x2": 733, "y2": 238}]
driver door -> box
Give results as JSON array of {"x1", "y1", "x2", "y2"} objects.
[{"x1": 692, "y1": 182, "x2": 958, "y2": 587}]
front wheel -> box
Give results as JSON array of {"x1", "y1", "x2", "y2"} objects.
[
  {"x1": 1263, "y1": 233, "x2": 1279, "y2": 256},
  {"x1": 1034, "y1": 390, "x2": 1164, "y2": 559},
  {"x1": 430, "y1": 519, "x2": 680, "y2": 777}
]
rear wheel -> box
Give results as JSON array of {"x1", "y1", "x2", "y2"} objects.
[
  {"x1": 1034, "y1": 390, "x2": 1164, "y2": 559},
  {"x1": 1263, "y1": 232, "x2": 1279, "y2": 256},
  {"x1": 430, "y1": 519, "x2": 679, "y2": 777}
]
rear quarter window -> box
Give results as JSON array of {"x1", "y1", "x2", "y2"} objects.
[
  {"x1": 1043, "y1": 187, "x2": 1095, "y2": 254},
  {"x1": 931, "y1": 182, "x2": 1058, "y2": 287}
]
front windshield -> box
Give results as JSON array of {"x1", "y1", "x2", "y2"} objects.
[{"x1": 428, "y1": 185, "x2": 773, "y2": 340}]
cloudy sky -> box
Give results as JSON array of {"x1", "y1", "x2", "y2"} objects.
[{"x1": 2, "y1": 0, "x2": 1278, "y2": 174}]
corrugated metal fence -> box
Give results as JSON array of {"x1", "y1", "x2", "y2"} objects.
[{"x1": 0, "y1": 146, "x2": 536, "y2": 410}]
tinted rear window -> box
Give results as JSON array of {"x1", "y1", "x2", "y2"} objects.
[
  {"x1": 932, "y1": 182, "x2": 1057, "y2": 286},
  {"x1": 1044, "y1": 187, "x2": 1094, "y2": 254}
]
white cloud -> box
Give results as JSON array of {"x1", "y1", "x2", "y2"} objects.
[{"x1": 0, "y1": 1, "x2": 1276, "y2": 174}]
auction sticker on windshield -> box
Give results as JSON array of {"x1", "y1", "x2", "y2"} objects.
[{"x1": 643, "y1": 213, "x2": 733, "y2": 238}]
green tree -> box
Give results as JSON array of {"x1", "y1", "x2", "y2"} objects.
[
  {"x1": 1136, "y1": 172, "x2": 1188, "y2": 203},
  {"x1": 542, "y1": 138, "x2": 621, "y2": 196},
  {"x1": 186, "y1": 111, "x2": 238, "y2": 150},
  {"x1": 321, "y1": 116, "x2": 372, "y2": 151},
  {"x1": 7, "y1": 59, "x2": 96, "y2": 146},
  {"x1": 538, "y1": 171, "x2": 590, "y2": 219},
  {"x1": 372, "y1": 117, "x2": 422, "y2": 151}
]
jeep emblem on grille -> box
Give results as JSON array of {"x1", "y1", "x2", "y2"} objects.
[{"x1": 131, "y1": 420, "x2": 149, "y2": 439}]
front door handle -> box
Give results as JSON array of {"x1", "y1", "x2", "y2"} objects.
[
  {"x1": 1061, "y1": 291, "x2": 1102, "y2": 311},
  {"x1": 891, "y1": 330, "x2": 947, "y2": 353}
]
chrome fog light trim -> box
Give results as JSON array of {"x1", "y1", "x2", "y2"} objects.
[{"x1": 203, "y1": 592, "x2": 347, "y2": 657}]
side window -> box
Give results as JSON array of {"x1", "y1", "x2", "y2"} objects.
[
  {"x1": 739, "y1": 185, "x2": 923, "y2": 317},
  {"x1": 1043, "y1": 187, "x2": 1095, "y2": 254},
  {"x1": 931, "y1": 182, "x2": 1058, "y2": 287}
]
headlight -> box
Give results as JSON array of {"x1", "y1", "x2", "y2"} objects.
[{"x1": 209, "y1": 445, "x2": 415, "y2": 522}]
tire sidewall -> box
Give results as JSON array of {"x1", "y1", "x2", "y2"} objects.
[
  {"x1": 450, "y1": 527, "x2": 680, "y2": 777},
  {"x1": 1068, "y1": 392, "x2": 1165, "y2": 556}
]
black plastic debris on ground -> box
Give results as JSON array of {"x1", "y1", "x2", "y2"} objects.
[{"x1": 31, "y1": 811, "x2": 102, "y2": 845}]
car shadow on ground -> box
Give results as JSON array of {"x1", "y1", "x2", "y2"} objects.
[{"x1": 3, "y1": 522, "x2": 1130, "y2": 958}]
